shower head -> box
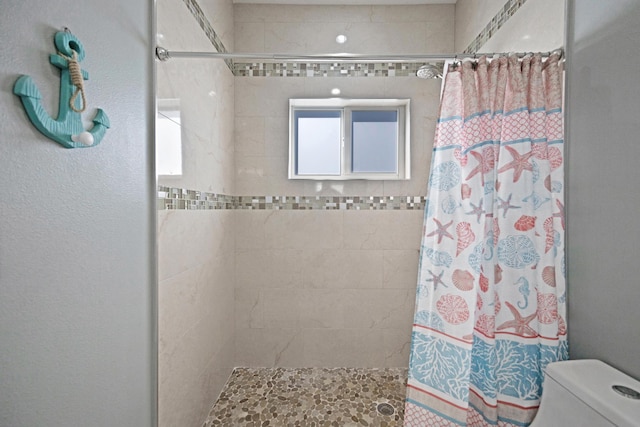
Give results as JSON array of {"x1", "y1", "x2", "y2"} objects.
[{"x1": 416, "y1": 63, "x2": 443, "y2": 79}]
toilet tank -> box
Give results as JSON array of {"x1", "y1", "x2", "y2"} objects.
[{"x1": 533, "y1": 359, "x2": 640, "y2": 427}]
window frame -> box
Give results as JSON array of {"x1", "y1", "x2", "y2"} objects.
[{"x1": 288, "y1": 98, "x2": 411, "y2": 180}]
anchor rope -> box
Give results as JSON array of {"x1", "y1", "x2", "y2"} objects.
[{"x1": 58, "y1": 50, "x2": 87, "y2": 113}]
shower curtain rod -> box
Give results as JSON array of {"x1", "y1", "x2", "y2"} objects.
[{"x1": 155, "y1": 46, "x2": 563, "y2": 63}]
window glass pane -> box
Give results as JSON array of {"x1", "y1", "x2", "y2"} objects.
[
  {"x1": 351, "y1": 110, "x2": 398, "y2": 173},
  {"x1": 296, "y1": 110, "x2": 341, "y2": 175}
]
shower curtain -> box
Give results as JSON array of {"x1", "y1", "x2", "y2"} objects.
[{"x1": 405, "y1": 54, "x2": 567, "y2": 427}]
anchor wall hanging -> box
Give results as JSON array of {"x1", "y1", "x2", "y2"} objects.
[{"x1": 13, "y1": 30, "x2": 110, "y2": 148}]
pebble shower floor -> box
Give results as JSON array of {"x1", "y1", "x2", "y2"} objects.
[{"x1": 204, "y1": 367, "x2": 408, "y2": 426}]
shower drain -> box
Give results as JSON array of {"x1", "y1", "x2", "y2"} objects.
[{"x1": 376, "y1": 402, "x2": 395, "y2": 416}]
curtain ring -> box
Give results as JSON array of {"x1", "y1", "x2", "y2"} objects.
[{"x1": 451, "y1": 54, "x2": 459, "y2": 70}]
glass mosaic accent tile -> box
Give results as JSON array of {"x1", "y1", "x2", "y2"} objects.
[
  {"x1": 204, "y1": 367, "x2": 408, "y2": 427},
  {"x1": 158, "y1": 186, "x2": 235, "y2": 210},
  {"x1": 464, "y1": 0, "x2": 529, "y2": 54},
  {"x1": 158, "y1": 187, "x2": 427, "y2": 211},
  {"x1": 233, "y1": 62, "x2": 440, "y2": 78},
  {"x1": 235, "y1": 195, "x2": 427, "y2": 210}
]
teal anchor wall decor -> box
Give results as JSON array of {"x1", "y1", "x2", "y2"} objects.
[{"x1": 14, "y1": 30, "x2": 109, "y2": 148}]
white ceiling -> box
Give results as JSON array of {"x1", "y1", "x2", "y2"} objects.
[{"x1": 233, "y1": 0, "x2": 456, "y2": 4}]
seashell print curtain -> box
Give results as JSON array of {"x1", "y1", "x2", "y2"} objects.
[{"x1": 404, "y1": 54, "x2": 567, "y2": 427}]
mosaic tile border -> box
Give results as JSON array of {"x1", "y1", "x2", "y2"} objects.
[
  {"x1": 235, "y1": 195, "x2": 427, "y2": 210},
  {"x1": 233, "y1": 61, "x2": 441, "y2": 78},
  {"x1": 181, "y1": 0, "x2": 233, "y2": 70},
  {"x1": 158, "y1": 186, "x2": 426, "y2": 211},
  {"x1": 158, "y1": 186, "x2": 234, "y2": 210},
  {"x1": 464, "y1": 0, "x2": 529, "y2": 54}
]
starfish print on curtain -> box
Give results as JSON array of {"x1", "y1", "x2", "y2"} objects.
[{"x1": 498, "y1": 146, "x2": 535, "y2": 182}]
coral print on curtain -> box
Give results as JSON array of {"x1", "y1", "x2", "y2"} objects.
[{"x1": 404, "y1": 53, "x2": 567, "y2": 427}]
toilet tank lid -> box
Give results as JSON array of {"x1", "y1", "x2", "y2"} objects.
[{"x1": 545, "y1": 359, "x2": 640, "y2": 427}]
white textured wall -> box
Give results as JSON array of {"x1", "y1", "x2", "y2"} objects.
[
  {"x1": 566, "y1": 0, "x2": 640, "y2": 379},
  {"x1": 156, "y1": 0, "x2": 236, "y2": 426},
  {"x1": 233, "y1": 4, "x2": 453, "y2": 368},
  {"x1": 0, "y1": 2, "x2": 155, "y2": 427}
]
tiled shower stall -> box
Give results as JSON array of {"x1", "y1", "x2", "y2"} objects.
[{"x1": 156, "y1": 0, "x2": 564, "y2": 425}]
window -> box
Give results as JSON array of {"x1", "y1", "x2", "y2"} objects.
[{"x1": 289, "y1": 98, "x2": 410, "y2": 180}]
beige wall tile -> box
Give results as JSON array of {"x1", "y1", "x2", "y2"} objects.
[
  {"x1": 383, "y1": 211, "x2": 424, "y2": 250},
  {"x1": 343, "y1": 211, "x2": 422, "y2": 250},
  {"x1": 236, "y1": 249, "x2": 271, "y2": 288},
  {"x1": 235, "y1": 77, "x2": 305, "y2": 118},
  {"x1": 198, "y1": 345, "x2": 235, "y2": 421},
  {"x1": 383, "y1": 250, "x2": 420, "y2": 289},
  {"x1": 270, "y1": 249, "x2": 305, "y2": 288},
  {"x1": 424, "y1": 18, "x2": 456, "y2": 53},
  {"x1": 342, "y1": 289, "x2": 415, "y2": 330},
  {"x1": 236, "y1": 248, "x2": 305, "y2": 289},
  {"x1": 264, "y1": 118, "x2": 288, "y2": 158},
  {"x1": 158, "y1": 210, "x2": 233, "y2": 281},
  {"x1": 235, "y1": 210, "x2": 268, "y2": 249},
  {"x1": 382, "y1": 329, "x2": 412, "y2": 367},
  {"x1": 235, "y1": 155, "x2": 267, "y2": 195},
  {"x1": 263, "y1": 155, "x2": 307, "y2": 195},
  {"x1": 158, "y1": 2, "x2": 236, "y2": 425},
  {"x1": 302, "y1": 249, "x2": 384, "y2": 289},
  {"x1": 299, "y1": 289, "x2": 346, "y2": 329},
  {"x1": 264, "y1": 211, "x2": 343, "y2": 249},
  {"x1": 342, "y1": 211, "x2": 386, "y2": 250},
  {"x1": 235, "y1": 287, "x2": 263, "y2": 329},
  {"x1": 159, "y1": 263, "x2": 217, "y2": 355},
  {"x1": 235, "y1": 4, "x2": 454, "y2": 28},
  {"x1": 157, "y1": 59, "x2": 235, "y2": 194},
  {"x1": 235, "y1": 328, "x2": 304, "y2": 366},
  {"x1": 303, "y1": 77, "x2": 383, "y2": 100},
  {"x1": 235, "y1": 116, "x2": 265, "y2": 156},
  {"x1": 302, "y1": 329, "x2": 384, "y2": 367},
  {"x1": 302, "y1": 181, "x2": 385, "y2": 197},
  {"x1": 262, "y1": 289, "x2": 302, "y2": 329},
  {"x1": 234, "y1": 21, "x2": 265, "y2": 53},
  {"x1": 159, "y1": 314, "x2": 234, "y2": 427}
]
